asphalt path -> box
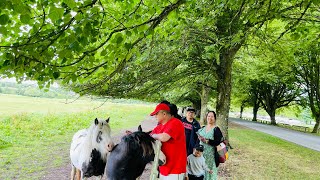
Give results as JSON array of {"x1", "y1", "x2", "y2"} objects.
[{"x1": 230, "y1": 117, "x2": 320, "y2": 152}]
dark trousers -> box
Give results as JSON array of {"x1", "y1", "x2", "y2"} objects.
[{"x1": 188, "y1": 174, "x2": 204, "y2": 180}]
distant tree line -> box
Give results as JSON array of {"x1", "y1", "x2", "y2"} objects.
[{"x1": 0, "y1": 82, "x2": 72, "y2": 99}]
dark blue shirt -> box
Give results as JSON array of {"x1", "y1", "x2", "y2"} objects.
[{"x1": 181, "y1": 117, "x2": 201, "y2": 156}]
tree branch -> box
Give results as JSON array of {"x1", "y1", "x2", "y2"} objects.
[{"x1": 273, "y1": 1, "x2": 312, "y2": 44}]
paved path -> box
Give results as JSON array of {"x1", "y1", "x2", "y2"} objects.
[{"x1": 230, "y1": 117, "x2": 320, "y2": 152}]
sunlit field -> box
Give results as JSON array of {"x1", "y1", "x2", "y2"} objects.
[{"x1": 0, "y1": 94, "x2": 154, "y2": 180}]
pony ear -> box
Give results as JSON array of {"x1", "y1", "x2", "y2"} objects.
[
  {"x1": 106, "y1": 117, "x2": 110, "y2": 123},
  {"x1": 95, "y1": 118, "x2": 99, "y2": 125},
  {"x1": 138, "y1": 125, "x2": 142, "y2": 132}
]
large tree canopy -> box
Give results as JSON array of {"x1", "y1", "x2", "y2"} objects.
[
  {"x1": 294, "y1": 37, "x2": 320, "y2": 132},
  {"x1": 0, "y1": 0, "x2": 185, "y2": 89},
  {"x1": 1, "y1": 0, "x2": 320, "y2": 138}
]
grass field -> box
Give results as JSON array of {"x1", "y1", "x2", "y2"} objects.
[
  {"x1": 1, "y1": 94, "x2": 320, "y2": 179},
  {"x1": 226, "y1": 123, "x2": 320, "y2": 179},
  {"x1": 0, "y1": 94, "x2": 155, "y2": 179}
]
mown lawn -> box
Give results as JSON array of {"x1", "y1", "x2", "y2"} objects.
[
  {"x1": 225, "y1": 123, "x2": 320, "y2": 179},
  {"x1": 0, "y1": 94, "x2": 154, "y2": 180}
]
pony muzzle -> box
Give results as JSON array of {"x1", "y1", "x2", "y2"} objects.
[{"x1": 106, "y1": 142, "x2": 115, "y2": 152}]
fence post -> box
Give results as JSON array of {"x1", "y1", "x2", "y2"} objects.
[{"x1": 150, "y1": 140, "x2": 162, "y2": 180}]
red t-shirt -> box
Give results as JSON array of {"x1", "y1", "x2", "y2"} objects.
[{"x1": 151, "y1": 117, "x2": 187, "y2": 176}]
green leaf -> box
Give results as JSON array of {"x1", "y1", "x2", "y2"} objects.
[
  {"x1": 78, "y1": 36, "x2": 88, "y2": 46},
  {"x1": 84, "y1": 22, "x2": 92, "y2": 35},
  {"x1": 53, "y1": 72, "x2": 60, "y2": 79},
  {"x1": 59, "y1": 49, "x2": 72, "y2": 59},
  {"x1": 0, "y1": 1, "x2": 5, "y2": 9},
  {"x1": 0, "y1": 14, "x2": 10, "y2": 25},
  {"x1": 74, "y1": 13, "x2": 82, "y2": 21},
  {"x1": 49, "y1": 7, "x2": 64, "y2": 22},
  {"x1": 61, "y1": 58, "x2": 67, "y2": 64},
  {"x1": 14, "y1": 4, "x2": 29, "y2": 14},
  {"x1": 91, "y1": 6, "x2": 100, "y2": 14},
  {"x1": 115, "y1": 34, "x2": 123, "y2": 44},
  {"x1": 290, "y1": 33, "x2": 300, "y2": 40},
  {"x1": 20, "y1": 14, "x2": 31, "y2": 24},
  {"x1": 146, "y1": 29, "x2": 154, "y2": 36},
  {"x1": 124, "y1": 43, "x2": 132, "y2": 50},
  {"x1": 63, "y1": 0, "x2": 77, "y2": 9},
  {"x1": 100, "y1": 49, "x2": 108, "y2": 56},
  {"x1": 93, "y1": 20, "x2": 100, "y2": 27},
  {"x1": 126, "y1": 30, "x2": 132, "y2": 36},
  {"x1": 0, "y1": 26, "x2": 8, "y2": 35},
  {"x1": 71, "y1": 74, "x2": 77, "y2": 82},
  {"x1": 69, "y1": 41, "x2": 82, "y2": 52},
  {"x1": 312, "y1": 0, "x2": 320, "y2": 5}
]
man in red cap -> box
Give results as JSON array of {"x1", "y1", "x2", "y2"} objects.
[{"x1": 149, "y1": 102, "x2": 187, "y2": 180}]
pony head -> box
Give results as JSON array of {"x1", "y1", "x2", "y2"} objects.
[
  {"x1": 137, "y1": 125, "x2": 166, "y2": 165},
  {"x1": 91, "y1": 117, "x2": 114, "y2": 152}
]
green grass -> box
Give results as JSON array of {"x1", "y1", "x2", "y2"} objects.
[
  {"x1": 2, "y1": 94, "x2": 320, "y2": 179},
  {"x1": 226, "y1": 124, "x2": 320, "y2": 179},
  {"x1": 0, "y1": 94, "x2": 154, "y2": 180}
]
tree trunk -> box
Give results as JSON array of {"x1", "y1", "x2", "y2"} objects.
[
  {"x1": 190, "y1": 102, "x2": 201, "y2": 118},
  {"x1": 252, "y1": 102, "x2": 259, "y2": 121},
  {"x1": 312, "y1": 116, "x2": 320, "y2": 133},
  {"x1": 200, "y1": 84, "x2": 210, "y2": 125},
  {"x1": 269, "y1": 110, "x2": 276, "y2": 125},
  {"x1": 216, "y1": 50, "x2": 236, "y2": 140},
  {"x1": 240, "y1": 103, "x2": 244, "y2": 119}
]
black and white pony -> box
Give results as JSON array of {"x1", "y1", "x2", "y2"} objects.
[
  {"x1": 70, "y1": 118, "x2": 114, "y2": 180},
  {"x1": 106, "y1": 125, "x2": 166, "y2": 180}
]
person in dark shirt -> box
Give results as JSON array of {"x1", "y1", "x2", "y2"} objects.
[{"x1": 181, "y1": 107, "x2": 201, "y2": 156}]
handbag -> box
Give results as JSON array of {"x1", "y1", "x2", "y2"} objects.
[
  {"x1": 213, "y1": 127, "x2": 229, "y2": 165},
  {"x1": 216, "y1": 141, "x2": 228, "y2": 163}
]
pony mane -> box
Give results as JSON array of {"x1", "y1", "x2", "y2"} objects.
[{"x1": 122, "y1": 131, "x2": 155, "y2": 157}]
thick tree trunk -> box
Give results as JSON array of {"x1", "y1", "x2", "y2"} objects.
[
  {"x1": 312, "y1": 116, "x2": 320, "y2": 133},
  {"x1": 269, "y1": 110, "x2": 276, "y2": 125},
  {"x1": 200, "y1": 85, "x2": 210, "y2": 125},
  {"x1": 216, "y1": 81, "x2": 231, "y2": 140},
  {"x1": 215, "y1": 41, "x2": 243, "y2": 141},
  {"x1": 216, "y1": 51, "x2": 235, "y2": 140},
  {"x1": 190, "y1": 101, "x2": 201, "y2": 118},
  {"x1": 252, "y1": 102, "x2": 259, "y2": 121}
]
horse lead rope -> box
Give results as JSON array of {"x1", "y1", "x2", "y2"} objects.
[{"x1": 150, "y1": 140, "x2": 162, "y2": 180}]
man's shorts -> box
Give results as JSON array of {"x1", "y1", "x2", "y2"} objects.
[{"x1": 159, "y1": 173, "x2": 185, "y2": 180}]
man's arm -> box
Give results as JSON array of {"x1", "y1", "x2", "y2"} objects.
[{"x1": 151, "y1": 133, "x2": 171, "y2": 142}]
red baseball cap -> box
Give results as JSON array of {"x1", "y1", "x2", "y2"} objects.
[{"x1": 150, "y1": 103, "x2": 170, "y2": 116}]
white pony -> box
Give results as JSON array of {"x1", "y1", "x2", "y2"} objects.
[{"x1": 70, "y1": 117, "x2": 114, "y2": 180}]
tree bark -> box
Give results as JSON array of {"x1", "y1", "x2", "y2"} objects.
[
  {"x1": 252, "y1": 100, "x2": 259, "y2": 121},
  {"x1": 200, "y1": 84, "x2": 210, "y2": 125},
  {"x1": 269, "y1": 110, "x2": 277, "y2": 125},
  {"x1": 312, "y1": 116, "x2": 320, "y2": 133},
  {"x1": 240, "y1": 103, "x2": 244, "y2": 119},
  {"x1": 216, "y1": 47, "x2": 239, "y2": 140}
]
